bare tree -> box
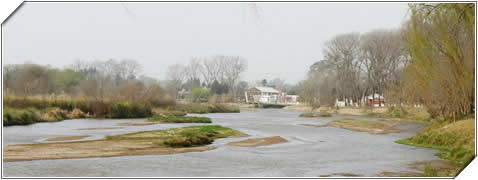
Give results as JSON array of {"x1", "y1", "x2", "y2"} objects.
[
  {"x1": 323, "y1": 33, "x2": 363, "y2": 106},
  {"x1": 223, "y1": 56, "x2": 248, "y2": 101},
  {"x1": 166, "y1": 64, "x2": 186, "y2": 99}
]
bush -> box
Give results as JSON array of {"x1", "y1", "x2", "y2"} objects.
[
  {"x1": 158, "y1": 125, "x2": 237, "y2": 147},
  {"x1": 108, "y1": 102, "x2": 152, "y2": 118},
  {"x1": 162, "y1": 136, "x2": 213, "y2": 147},
  {"x1": 191, "y1": 88, "x2": 211, "y2": 103},
  {"x1": 3, "y1": 108, "x2": 41, "y2": 126}
]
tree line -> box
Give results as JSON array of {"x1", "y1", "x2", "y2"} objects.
[
  {"x1": 298, "y1": 3, "x2": 474, "y2": 120},
  {"x1": 166, "y1": 55, "x2": 248, "y2": 102},
  {"x1": 3, "y1": 59, "x2": 174, "y2": 107}
]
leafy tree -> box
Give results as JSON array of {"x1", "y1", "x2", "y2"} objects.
[{"x1": 192, "y1": 88, "x2": 211, "y2": 103}]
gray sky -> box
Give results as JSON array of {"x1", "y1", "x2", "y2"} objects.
[{"x1": 3, "y1": 2, "x2": 410, "y2": 84}]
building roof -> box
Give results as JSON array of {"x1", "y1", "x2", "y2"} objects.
[{"x1": 253, "y1": 86, "x2": 280, "y2": 93}]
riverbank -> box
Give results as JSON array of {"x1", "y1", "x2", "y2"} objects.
[
  {"x1": 395, "y1": 119, "x2": 475, "y2": 176},
  {"x1": 290, "y1": 104, "x2": 475, "y2": 177},
  {"x1": 283, "y1": 104, "x2": 388, "y2": 116},
  {"x1": 3, "y1": 95, "x2": 240, "y2": 126},
  {"x1": 3, "y1": 108, "x2": 444, "y2": 177},
  {"x1": 3, "y1": 125, "x2": 247, "y2": 162}
]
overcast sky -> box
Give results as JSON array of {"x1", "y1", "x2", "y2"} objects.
[{"x1": 3, "y1": 2, "x2": 410, "y2": 84}]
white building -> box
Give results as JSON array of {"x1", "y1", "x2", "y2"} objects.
[{"x1": 245, "y1": 87, "x2": 280, "y2": 104}]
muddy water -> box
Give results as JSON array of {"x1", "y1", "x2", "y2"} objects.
[{"x1": 2, "y1": 109, "x2": 440, "y2": 177}]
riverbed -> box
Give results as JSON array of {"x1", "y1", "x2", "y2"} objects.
[{"x1": 2, "y1": 109, "x2": 440, "y2": 177}]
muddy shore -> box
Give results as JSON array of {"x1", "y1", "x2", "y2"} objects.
[
  {"x1": 4, "y1": 126, "x2": 246, "y2": 162},
  {"x1": 227, "y1": 136, "x2": 288, "y2": 147}
]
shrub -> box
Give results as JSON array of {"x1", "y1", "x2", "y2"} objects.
[
  {"x1": 108, "y1": 102, "x2": 152, "y2": 118},
  {"x1": 3, "y1": 108, "x2": 41, "y2": 126},
  {"x1": 191, "y1": 88, "x2": 211, "y2": 103}
]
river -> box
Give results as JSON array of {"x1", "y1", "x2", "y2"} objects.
[{"x1": 2, "y1": 109, "x2": 440, "y2": 177}]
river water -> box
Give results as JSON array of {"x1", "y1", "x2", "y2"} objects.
[{"x1": 2, "y1": 109, "x2": 440, "y2": 177}]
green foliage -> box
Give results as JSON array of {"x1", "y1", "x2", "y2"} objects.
[
  {"x1": 3, "y1": 108, "x2": 41, "y2": 126},
  {"x1": 3, "y1": 96, "x2": 153, "y2": 121},
  {"x1": 423, "y1": 164, "x2": 439, "y2": 177},
  {"x1": 108, "y1": 102, "x2": 152, "y2": 118},
  {"x1": 405, "y1": 4, "x2": 475, "y2": 119},
  {"x1": 51, "y1": 69, "x2": 85, "y2": 93},
  {"x1": 191, "y1": 88, "x2": 211, "y2": 103},
  {"x1": 153, "y1": 125, "x2": 244, "y2": 147},
  {"x1": 396, "y1": 119, "x2": 475, "y2": 176},
  {"x1": 148, "y1": 116, "x2": 211, "y2": 123}
]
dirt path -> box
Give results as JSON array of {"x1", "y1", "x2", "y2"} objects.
[{"x1": 227, "y1": 136, "x2": 287, "y2": 147}]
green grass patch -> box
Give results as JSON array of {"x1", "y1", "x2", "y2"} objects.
[
  {"x1": 299, "y1": 112, "x2": 332, "y2": 118},
  {"x1": 148, "y1": 116, "x2": 211, "y2": 123},
  {"x1": 110, "y1": 125, "x2": 246, "y2": 147},
  {"x1": 395, "y1": 119, "x2": 475, "y2": 176}
]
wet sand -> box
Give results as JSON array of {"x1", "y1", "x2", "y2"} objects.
[
  {"x1": 376, "y1": 160, "x2": 454, "y2": 177},
  {"x1": 328, "y1": 119, "x2": 401, "y2": 134},
  {"x1": 45, "y1": 135, "x2": 90, "y2": 142},
  {"x1": 77, "y1": 127, "x2": 125, "y2": 130},
  {"x1": 4, "y1": 126, "x2": 244, "y2": 162},
  {"x1": 118, "y1": 122, "x2": 160, "y2": 126},
  {"x1": 227, "y1": 136, "x2": 288, "y2": 147}
]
